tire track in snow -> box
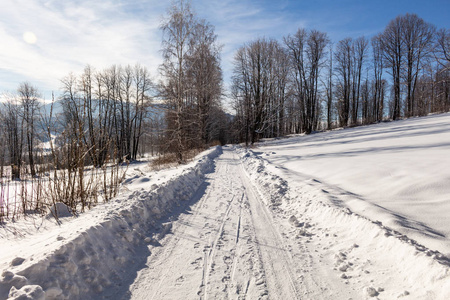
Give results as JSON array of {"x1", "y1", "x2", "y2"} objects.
[
  {"x1": 144, "y1": 179, "x2": 214, "y2": 300},
  {"x1": 235, "y1": 192, "x2": 244, "y2": 245},
  {"x1": 198, "y1": 191, "x2": 235, "y2": 299},
  {"x1": 130, "y1": 162, "x2": 226, "y2": 300},
  {"x1": 198, "y1": 152, "x2": 267, "y2": 299},
  {"x1": 130, "y1": 148, "x2": 302, "y2": 300},
  {"x1": 237, "y1": 157, "x2": 301, "y2": 300}
]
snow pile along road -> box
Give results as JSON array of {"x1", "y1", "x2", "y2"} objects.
[{"x1": 0, "y1": 147, "x2": 221, "y2": 300}]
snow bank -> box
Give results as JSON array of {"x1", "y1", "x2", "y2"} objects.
[
  {"x1": 239, "y1": 147, "x2": 450, "y2": 299},
  {"x1": 240, "y1": 149, "x2": 289, "y2": 207},
  {"x1": 0, "y1": 146, "x2": 221, "y2": 300}
]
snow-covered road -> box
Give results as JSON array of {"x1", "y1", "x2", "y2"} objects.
[{"x1": 129, "y1": 149, "x2": 309, "y2": 299}]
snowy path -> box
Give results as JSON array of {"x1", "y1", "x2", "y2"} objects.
[
  {"x1": 129, "y1": 149, "x2": 303, "y2": 299},
  {"x1": 128, "y1": 148, "x2": 364, "y2": 299}
]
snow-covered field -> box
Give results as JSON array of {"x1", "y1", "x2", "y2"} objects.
[
  {"x1": 1, "y1": 114, "x2": 450, "y2": 299},
  {"x1": 256, "y1": 113, "x2": 450, "y2": 256}
]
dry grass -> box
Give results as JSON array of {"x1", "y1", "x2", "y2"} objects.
[
  {"x1": 208, "y1": 140, "x2": 222, "y2": 147},
  {"x1": 0, "y1": 161, "x2": 128, "y2": 222},
  {"x1": 151, "y1": 148, "x2": 203, "y2": 171}
]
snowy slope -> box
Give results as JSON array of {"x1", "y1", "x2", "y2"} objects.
[
  {"x1": 240, "y1": 145, "x2": 450, "y2": 299},
  {"x1": 254, "y1": 113, "x2": 450, "y2": 256}
]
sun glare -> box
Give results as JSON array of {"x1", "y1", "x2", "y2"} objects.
[{"x1": 23, "y1": 31, "x2": 37, "y2": 44}]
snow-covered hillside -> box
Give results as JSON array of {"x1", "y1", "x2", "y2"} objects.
[
  {"x1": 1, "y1": 114, "x2": 450, "y2": 300},
  {"x1": 255, "y1": 113, "x2": 450, "y2": 256}
]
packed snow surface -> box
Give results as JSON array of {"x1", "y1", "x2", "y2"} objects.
[{"x1": 1, "y1": 114, "x2": 450, "y2": 299}]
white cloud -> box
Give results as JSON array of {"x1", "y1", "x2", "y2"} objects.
[
  {"x1": 0, "y1": 0, "x2": 164, "y2": 97},
  {"x1": 0, "y1": 0, "x2": 309, "y2": 102}
]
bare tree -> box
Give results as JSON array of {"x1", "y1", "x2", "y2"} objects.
[
  {"x1": 272, "y1": 43, "x2": 290, "y2": 137},
  {"x1": 402, "y1": 14, "x2": 435, "y2": 117},
  {"x1": 372, "y1": 34, "x2": 385, "y2": 122},
  {"x1": 159, "y1": 0, "x2": 196, "y2": 162},
  {"x1": 335, "y1": 37, "x2": 353, "y2": 126},
  {"x1": 436, "y1": 28, "x2": 450, "y2": 66},
  {"x1": 285, "y1": 29, "x2": 329, "y2": 134},
  {"x1": 18, "y1": 83, "x2": 40, "y2": 177},
  {"x1": 324, "y1": 44, "x2": 334, "y2": 130},
  {"x1": 351, "y1": 36, "x2": 369, "y2": 125},
  {"x1": 159, "y1": 0, "x2": 224, "y2": 159},
  {"x1": 186, "y1": 19, "x2": 223, "y2": 147},
  {"x1": 434, "y1": 29, "x2": 450, "y2": 113},
  {"x1": 232, "y1": 46, "x2": 252, "y2": 145},
  {"x1": 232, "y1": 38, "x2": 285, "y2": 144},
  {"x1": 132, "y1": 64, "x2": 153, "y2": 160},
  {"x1": 2, "y1": 97, "x2": 23, "y2": 180},
  {"x1": 380, "y1": 15, "x2": 404, "y2": 120}
]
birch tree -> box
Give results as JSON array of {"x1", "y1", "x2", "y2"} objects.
[{"x1": 159, "y1": 0, "x2": 196, "y2": 162}]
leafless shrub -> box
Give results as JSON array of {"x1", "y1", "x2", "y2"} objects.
[{"x1": 151, "y1": 148, "x2": 202, "y2": 171}]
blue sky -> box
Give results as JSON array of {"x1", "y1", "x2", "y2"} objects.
[{"x1": 0, "y1": 0, "x2": 449, "y2": 106}]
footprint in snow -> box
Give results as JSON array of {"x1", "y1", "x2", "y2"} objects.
[
  {"x1": 223, "y1": 256, "x2": 233, "y2": 265},
  {"x1": 363, "y1": 286, "x2": 379, "y2": 297},
  {"x1": 191, "y1": 258, "x2": 202, "y2": 269}
]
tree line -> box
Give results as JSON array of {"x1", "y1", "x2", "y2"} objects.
[
  {"x1": 1, "y1": 64, "x2": 153, "y2": 180},
  {"x1": 0, "y1": 64, "x2": 155, "y2": 218},
  {"x1": 231, "y1": 13, "x2": 450, "y2": 145},
  {"x1": 0, "y1": 0, "x2": 229, "y2": 183}
]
